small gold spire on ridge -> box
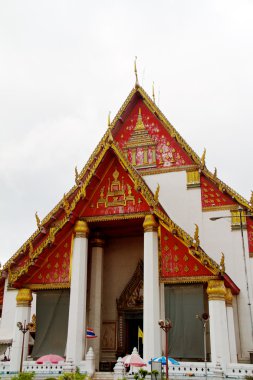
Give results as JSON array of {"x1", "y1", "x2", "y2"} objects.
[
  {"x1": 108, "y1": 111, "x2": 111, "y2": 128},
  {"x1": 35, "y1": 211, "x2": 41, "y2": 228},
  {"x1": 201, "y1": 148, "x2": 206, "y2": 168},
  {"x1": 154, "y1": 183, "x2": 160, "y2": 205},
  {"x1": 194, "y1": 224, "x2": 200, "y2": 248},
  {"x1": 213, "y1": 167, "x2": 217, "y2": 179},
  {"x1": 152, "y1": 82, "x2": 155, "y2": 103},
  {"x1": 250, "y1": 191, "x2": 253, "y2": 207},
  {"x1": 220, "y1": 252, "x2": 225, "y2": 275},
  {"x1": 75, "y1": 166, "x2": 79, "y2": 185},
  {"x1": 134, "y1": 56, "x2": 139, "y2": 87}
]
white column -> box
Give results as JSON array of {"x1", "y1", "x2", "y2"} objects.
[
  {"x1": 66, "y1": 220, "x2": 89, "y2": 365},
  {"x1": 10, "y1": 288, "x2": 33, "y2": 372},
  {"x1": 226, "y1": 288, "x2": 237, "y2": 363},
  {"x1": 207, "y1": 280, "x2": 230, "y2": 370},
  {"x1": 88, "y1": 233, "x2": 104, "y2": 371},
  {"x1": 143, "y1": 214, "x2": 161, "y2": 362}
]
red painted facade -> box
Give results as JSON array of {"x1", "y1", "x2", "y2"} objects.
[
  {"x1": 160, "y1": 225, "x2": 214, "y2": 279},
  {"x1": 81, "y1": 157, "x2": 150, "y2": 217},
  {"x1": 114, "y1": 99, "x2": 193, "y2": 170},
  {"x1": 201, "y1": 176, "x2": 237, "y2": 209},
  {"x1": 247, "y1": 217, "x2": 253, "y2": 254}
]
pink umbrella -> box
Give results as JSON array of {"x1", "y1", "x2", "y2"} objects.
[
  {"x1": 36, "y1": 354, "x2": 65, "y2": 364},
  {"x1": 122, "y1": 348, "x2": 146, "y2": 367}
]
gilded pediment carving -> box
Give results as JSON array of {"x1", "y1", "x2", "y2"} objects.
[{"x1": 117, "y1": 260, "x2": 143, "y2": 310}]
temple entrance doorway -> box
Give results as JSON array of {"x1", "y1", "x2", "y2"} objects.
[
  {"x1": 125, "y1": 313, "x2": 143, "y2": 357},
  {"x1": 117, "y1": 260, "x2": 144, "y2": 358}
]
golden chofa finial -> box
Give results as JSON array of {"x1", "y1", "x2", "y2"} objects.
[
  {"x1": 154, "y1": 183, "x2": 160, "y2": 205},
  {"x1": 213, "y1": 167, "x2": 217, "y2": 179},
  {"x1": 35, "y1": 211, "x2": 41, "y2": 229},
  {"x1": 250, "y1": 191, "x2": 253, "y2": 206},
  {"x1": 108, "y1": 111, "x2": 111, "y2": 128},
  {"x1": 201, "y1": 148, "x2": 206, "y2": 168},
  {"x1": 75, "y1": 166, "x2": 79, "y2": 185},
  {"x1": 220, "y1": 252, "x2": 225, "y2": 275},
  {"x1": 152, "y1": 82, "x2": 156, "y2": 103},
  {"x1": 194, "y1": 223, "x2": 200, "y2": 248},
  {"x1": 134, "y1": 56, "x2": 139, "y2": 87},
  {"x1": 62, "y1": 193, "x2": 71, "y2": 217}
]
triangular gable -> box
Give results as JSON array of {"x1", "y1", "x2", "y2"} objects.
[
  {"x1": 160, "y1": 223, "x2": 218, "y2": 283},
  {"x1": 201, "y1": 175, "x2": 237, "y2": 211},
  {"x1": 79, "y1": 152, "x2": 150, "y2": 218},
  {"x1": 114, "y1": 99, "x2": 194, "y2": 170},
  {"x1": 110, "y1": 85, "x2": 251, "y2": 212},
  {"x1": 21, "y1": 232, "x2": 72, "y2": 289}
]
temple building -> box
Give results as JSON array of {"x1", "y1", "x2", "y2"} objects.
[{"x1": 0, "y1": 75, "x2": 253, "y2": 375}]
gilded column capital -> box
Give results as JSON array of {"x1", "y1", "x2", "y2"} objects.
[
  {"x1": 143, "y1": 214, "x2": 158, "y2": 232},
  {"x1": 207, "y1": 280, "x2": 226, "y2": 301},
  {"x1": 16, "y1": 288, "x2": 33, "y2": 307},
  {"x1": 225, "y1": 288, "x2": 233, "y2": 306},
  {"x1": 74, "y1": 220, "x2": 89, "y2": 238}
]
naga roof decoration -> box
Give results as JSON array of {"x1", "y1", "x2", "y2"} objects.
[{"x1": 1, "y1": 82, "x2": 250, "y2": 288}]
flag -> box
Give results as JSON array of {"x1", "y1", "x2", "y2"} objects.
[
  {"x1": 86, "y1": 328, "x2": 97, "y2": 339},
  {"x1": 138, "y1": 327, "x2": 144, "y2": 343}
]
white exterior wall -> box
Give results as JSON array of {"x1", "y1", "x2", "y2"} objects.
[
  {"x1": 145, "y1": 171, "x2": 253, "y2": 361},
  {"x1": 0, "y1": 279, "x2": 18, "y2": 341}
]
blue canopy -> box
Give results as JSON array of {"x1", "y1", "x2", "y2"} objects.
[{"x1": 149, "y1": 356, "x2": 180, "y2": 365}]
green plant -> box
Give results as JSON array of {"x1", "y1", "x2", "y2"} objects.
[
  {"x1": 138, "y1": 368, "x2": 148, "y2": 379},
  {"x1": 11, "y1": 372, "x2": 35, "y2": 380},
  {"x1": 44, "y1": 378, "x2": 57, "y2": 380},
  {"x1": 133, "y1": 374, "x2": 139, "y2": 380},
  {"x1": 58, "y1": 372, "x2": 89, "y2": 380},
  {"x1": 151, "y1": 369, "x2": 159, "y2": 380}
]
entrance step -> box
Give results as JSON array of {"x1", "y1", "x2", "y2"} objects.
[{"x1": 93, "y1": 372, "x2": 114, "y2": 380}]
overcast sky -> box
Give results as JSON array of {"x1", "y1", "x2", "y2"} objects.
[{"x1": 0, "y1": 0, "x2": 253, "y2": 265}]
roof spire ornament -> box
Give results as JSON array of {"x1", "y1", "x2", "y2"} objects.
[
  {"x1": 201, "y1": 148, "x2": 206, "y2": 168},
  {"x1": 219, "y1": 252, "x2": 225, "y2": 275},
  {"x1": 154, "y1": 183, "x2": 160, "y2": 205},
  {"x1": 134, "y1": 56, "x2": 139, "y2": 87},
  {"x1": 62, "y1": 193, "x2": 71, "y2": 217},
  {"x1": 75, "y1": 166, "x2": 79, "y2": 185},
  {"x1": 213, "y1": 167, "x2": 217, "y2": 179},
  {"x1": 35, "y1": 211, "x2": 41, "y2": 229},
  {"x1": 108, "y1": 111, "x2": 111, "y2": 128},
  {"x1": 194, "y1": 223, "x2": 200, "y2": 248},
  {"x1": 152, "y1": 82, "x2": 156, "y2": 103},
  {"x1": 108, "y1": 111, "x2": 114, "y2": 144},
  {"x1": 250, "y1": 191, "x2": 253, "y2": 208}
]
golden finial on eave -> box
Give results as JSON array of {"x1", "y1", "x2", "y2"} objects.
[
  {"x1": 213, "y1": 167, "x2": 217, "y2": 179},
  {"x1": 220, "y1": 252, "x2": 225, "y2": 275},
  {"x1": 35, "y1": 211, "x2": 41, "y2": 229},
  {"x1": 201, "y1": 148, "x2": 206, "y2": 168},
  {"x1": 152, "y1": 82, "x2": 156, "y2": 103},
  {"x1": 250, "y1": 191, "x2": 253, "y2": 207},
  {"x1": 75, "y1": 166, "x2": 79, "y2": 185},
  {"x1": 62, "y1": 193, "x2": 71, "y2": 217},
  {"x1": 194, "y1": 223, "x2": 200, "y2": 248},
  {"x1": 108, "y1": 111, "x2": 111, "y2": 128},
  {"x1": 134, "y1": 56, "x2": 139, "y2": 87},
  {"x1": 154, "y1": 183, "x2": 160, "y2": 205}
]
